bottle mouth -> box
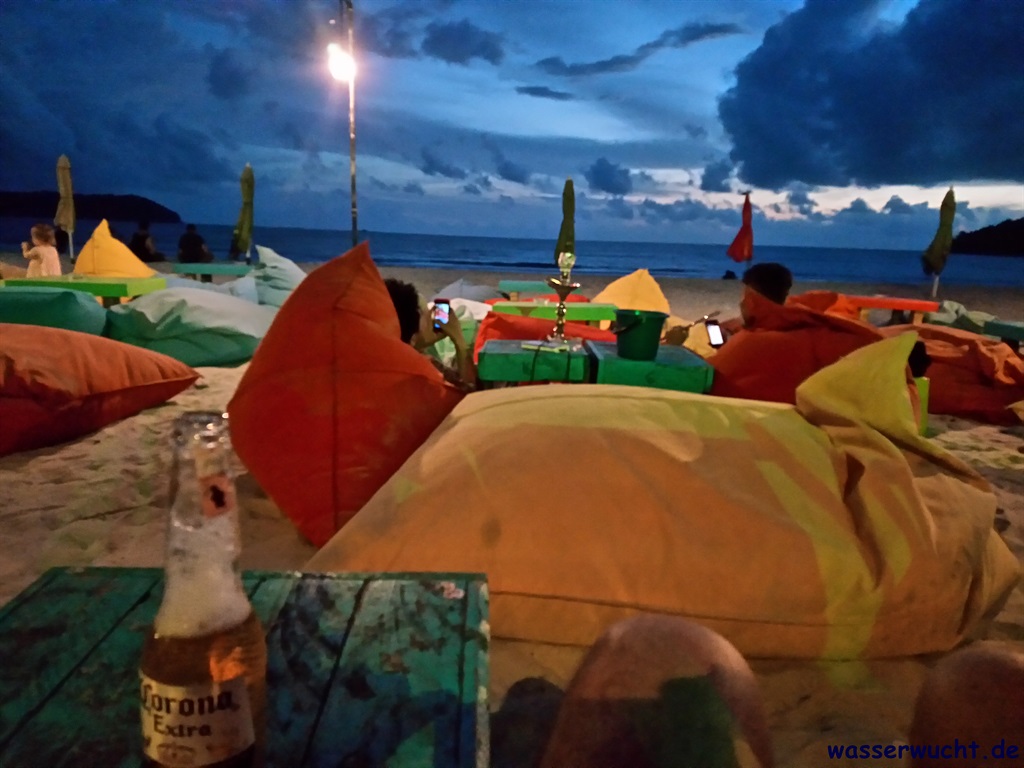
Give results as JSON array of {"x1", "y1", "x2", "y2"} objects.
[{"x1": 173, "y1": 411, "x2": 228, "y2": 442}]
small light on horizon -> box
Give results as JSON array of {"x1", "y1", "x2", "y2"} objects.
[{"x1": 327, "y1": 43, "x2": 355, "y2": 83}]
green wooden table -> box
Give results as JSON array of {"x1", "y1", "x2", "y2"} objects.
[
  {"x1": 171, "y1": 262, "x2": 253, "y2": 278},
  {"x1": 0, "y1": 567, "x2": 489, "y2": 767},
  {"x1": 496, "y1": 279, "x2": 552, "y2": 299},
  {"x1": 492, "y1": 301, "x2": 618, "y2": 322},
  {"x1": 2, "y1": 275, "x2": 167, "y2": 307},
  {"x1": 586, "y1": 340, "x2": 715, "y2": 393},
  {"x1": 477, "y1": 338, "x2": 590, "y2": 385}
]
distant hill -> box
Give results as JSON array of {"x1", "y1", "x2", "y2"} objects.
[
  {"x1": 0, "y1": 191, "x2": 181, "y2": 224},
  {"x1": 951, "y1": 217, "x2": 1024, "y2": 256}
]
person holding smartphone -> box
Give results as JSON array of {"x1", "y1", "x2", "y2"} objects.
[{"x1": 384, "y1": 278, "x2": 477, "y2": 391}]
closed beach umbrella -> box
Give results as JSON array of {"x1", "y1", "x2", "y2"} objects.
[
  {"x1": 921, "y1": 187, "x2": 956, "y2": 298},
  {"x1": 232, "y1": 163, "x2": 255, "y2": 262},
  {"x1": 54, "y1": 154, "x2": 76, "y2": 261},
  {"x1": 554, "y1": 177, "x2": 575, "y2": 268},
  {"x1": 727, "y1": 192, "x2": 753, "y2": 263}
]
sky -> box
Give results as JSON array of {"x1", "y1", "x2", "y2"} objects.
[{"x1": 1, "y1": 0, "x2": 1022, "y2": 250}]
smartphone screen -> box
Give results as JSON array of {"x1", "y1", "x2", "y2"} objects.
[
  {"x1": 705, "y1": 320, "x2": 725, "y2": 348},
  {"x1": 433, "y1": 300, "x2": 451, "y2": 331}
]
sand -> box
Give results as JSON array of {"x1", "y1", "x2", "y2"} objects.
[{"x1": 1, "y1": 253, "x2": 1022, "y2": 766}]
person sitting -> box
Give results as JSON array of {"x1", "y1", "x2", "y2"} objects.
[
  {"x1": 385, "y1": 278, "x2": 476, "y2": 391},
  {"x1": 128, "y1": 220, "x2": 164, "y2": 263},
  {"x1": 177, "y1": 223, "x2": 214, "y2": 282},
  {"x1": 20, "y1": 223, "x2": 62, "y2": 277}
]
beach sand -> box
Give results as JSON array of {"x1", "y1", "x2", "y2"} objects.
[{"x1": 1, "y1": 253, "x2": 1022, "y2": 766}]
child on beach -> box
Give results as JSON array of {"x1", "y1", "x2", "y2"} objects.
[{"x1": 20, "y1": 223, "x2": 62, "y2": 277}]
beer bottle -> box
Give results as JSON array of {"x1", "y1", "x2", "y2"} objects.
[{"x1": 140, "y1": 412, "x2": 267, "y2": 768}]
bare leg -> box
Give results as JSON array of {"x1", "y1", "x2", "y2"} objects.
[
  {"x1": 540, "y1": 615, "x2": 773, "y2": 768},
  {"x1": 909, "y1": 641, "x2": 1024, "y2": 768}
]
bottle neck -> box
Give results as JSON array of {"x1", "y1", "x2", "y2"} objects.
[{"x1": 155, "y1": 412, "x2": 251, "y2": 637}]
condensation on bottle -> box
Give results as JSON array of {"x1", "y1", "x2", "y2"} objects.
[{"x1": 140, "y1": 411, "x2": 266, "y2": 768}]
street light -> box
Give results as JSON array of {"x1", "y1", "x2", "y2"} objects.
[{"x1": 328, "y1": 0, "x2": 357, "y2": 248}]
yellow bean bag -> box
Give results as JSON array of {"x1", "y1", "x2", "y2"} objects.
[
  {"x1": 592, "y1": 269, "x2": 671, "y2": 315},
  {"x1": 74, "y1": 219, "x2": 156, "y2": 278},
  {"x1": 308, "y1": 335, "x2": 1019, "y2": 659}
]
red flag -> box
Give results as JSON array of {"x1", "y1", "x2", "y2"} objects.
[{"x1": 727, "y1": 193, "x2": 753, "y2": 263}]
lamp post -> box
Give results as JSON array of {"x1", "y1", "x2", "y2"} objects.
[{"x1": 328, "y1": 0, "x2": 357, "y2": 248}]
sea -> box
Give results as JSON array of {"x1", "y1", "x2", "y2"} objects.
[{"x1": 2, "y1": 216, "x2": 1022, "y2": 288}]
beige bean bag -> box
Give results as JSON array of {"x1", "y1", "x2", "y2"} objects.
[{"x1": 308, "y1": 335, "x2": 1019, "y2": 659}]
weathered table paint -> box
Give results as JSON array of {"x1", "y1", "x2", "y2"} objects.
[
  {"x1": 0, "y1": 567, "x2": 489, "y2": 767},
  {"x1": 586, "y1": 340, "x2": 715, "y2": 393}
]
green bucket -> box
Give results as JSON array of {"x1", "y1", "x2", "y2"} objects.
[{"x1": 613, "y1": 309, "x2": 668, "y2": 361}]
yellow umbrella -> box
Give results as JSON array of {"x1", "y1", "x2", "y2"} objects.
[
  {"x1": 54, "y1": 155, "x2": 76, "y2": 261},
  {"x1": 921, "y1": 187, "x2": 956, "y2": 298},
  {"x1": 232, "y1": 163, "x2": 255, "y2": 263}
]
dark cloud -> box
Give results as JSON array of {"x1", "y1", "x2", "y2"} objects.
[
  {"x1": 477, "y1": 175, "x2": 494, "y2": 191},
  {"x1": 787, "y1": 186, "x2": 817, "y2": 215},
  {"x1": 700, "y1": 159, "x2": 733, "y2": 192},
  {"x1": 206, "y1": 48, "x2": 255, "y2": 101},
  {"x1": 585, "y1": 158, "x2": 632, "y2": 195},
  {"x1": 422, "y1": 19, "x2": 503, "y2": 65},
  {"x1": 403, "y1": 182, "x2": 426, "y2": 195},
  {"x1": 358, "y1": 6, "x2": 422, "y2": 59},
  {"x1": 639, "y1": 197, "x2": 737, "y2": 225},
  {"x1": 882, "y1": 195, "x2": 916, "y2": 215},
  {"x1": 536, "y1": 22, "x2": 742, "y2": 76},
  {"x1": 488, "y1": 146, "x2": 530, "y2": 184},
  {"x1": 843, "y1": 198, "x2": 875, "y2": 215},
  {"x1": 606, "y1": 197, "x2": 635, "y2": 220},
  {"x1": 420, "y1": 147, "x2": 468, "y2": 179},
  {"x1": 684, "y1": 124, "x2": 707, "y2": 140},
  {"x1": 516, "y1": 85, "x2": 574, "y2": 101},
  {"x1": 463, "y1": 183, "x2": 481, "y2": 195},
  {"x1": 720, "y1": 0, "x2": 1024, "y2": 189}
]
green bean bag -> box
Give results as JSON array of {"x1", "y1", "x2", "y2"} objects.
[
  {"x1": 105, "y1": 287, "x2": 277, "y2": 367},
  {"x1": 0, "y1": 286, "x2": 108, "y2": 335}
]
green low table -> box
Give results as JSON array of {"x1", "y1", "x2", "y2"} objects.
[
  {"x1": 477, "y1": 338, "x2": 590, "y2": 385},
  {"x1": 586, "y1": 340, "x2": 714, "y2": 393},
  {"x1": 0, "y1": 567, "x2": 489, "y2": 767},
  {"x1": 492, "y1": 301, "x2": 618, "y2": 322},
  {"x1": 2, "y1": 275, "x2": 167, "y2": 307},
  {"x1": 983, "y1": 318, "x2": 1024, "y2": 352},
  {"x1": 171, "y1": 262, "x2": 253, "y2": 278},
  {"x1": 496, "y1": 279, "x2": 551, "y2": 299}
]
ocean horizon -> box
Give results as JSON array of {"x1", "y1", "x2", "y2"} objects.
[{"x1": 2, "y1": 216, "x2": 1022, "y2": 288}]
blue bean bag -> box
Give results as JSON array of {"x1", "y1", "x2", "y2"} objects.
[
  {"x1": 105, "y1": 287, "x2": 278, "y2": 367},
  {"x1": 0, "y1": 286, "x2": 108, "y2": 335},
  {"x1": 252, "y1": 245, "x2": 307, "y2": 307}
]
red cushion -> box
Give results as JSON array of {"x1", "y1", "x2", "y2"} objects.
[
  {"x1": 228, "y1": 243, "x2": 464, "y2": 547},
  {"x1": 0, "y1": 324, "x2": 198, "y2": 456},
  {"x1": 472, "y1": 312, "x2": 616, "y2": 362}
]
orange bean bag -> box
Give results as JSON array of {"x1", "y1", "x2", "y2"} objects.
[
  {"x1": 787, "y1": 289, "x2": 862, "y2": 319},
  {"x1": 880, "y1": 324, "x2": 1024, "y2": 425},
  {"x1": 1, "y1": 324, "x2": 197, "y2": 456},
  {"x1": 472, "y1": 312, "x2": 616, "y2": 363},
  {"x1": 227, "y1": 243, "x2": 465, "y2": 546},
  {"x1": 709, "y1": 290, "x2": 885, "y2": 403}
]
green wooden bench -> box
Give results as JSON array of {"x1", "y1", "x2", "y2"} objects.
[
  {"x1": 1, "y1": 275, "x2": 167, "y2": 307},
  {"x1": 496, "y1": 279, "x2": 552, "y2": 299},
  {"x1": 171, "y1": 262, "x2": 254, "y2": 279},
  {"x1": 983, "y1": 318, "x2": 1024, "y2": 352},
  {"x1": 0, "y1": 567, "x2": 489, "y2": 767},
  {"x1": 477, "y1": 338, "x2": 590, "y2": 385},
  {"x1": 491, "y1": 301, "x2": 618, "y2": 323}
]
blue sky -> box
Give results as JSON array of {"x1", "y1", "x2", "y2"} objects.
[{"x1": 1, "y1": 0, "x2": 1022, "y2": 249}]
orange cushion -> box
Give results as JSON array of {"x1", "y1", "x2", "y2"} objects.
[
  {"x1": 880, "y1": 324, "x2": 1024, "y2": 425},
  {"x1": 0, "y1": 324, "x2": 198, "y2": 456},
  {"x1": 228, "y1": 243, "x2": 464, "y2": 547},
  {"x1": 787, "y1": 290, "x2": 862, "y2": 319},
  {"x1": 472, "y1": 312, "x2": 616, "y2": 362},
  {"x1": 710, "y1": 291, "x2": 884, "y2": 403}
]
